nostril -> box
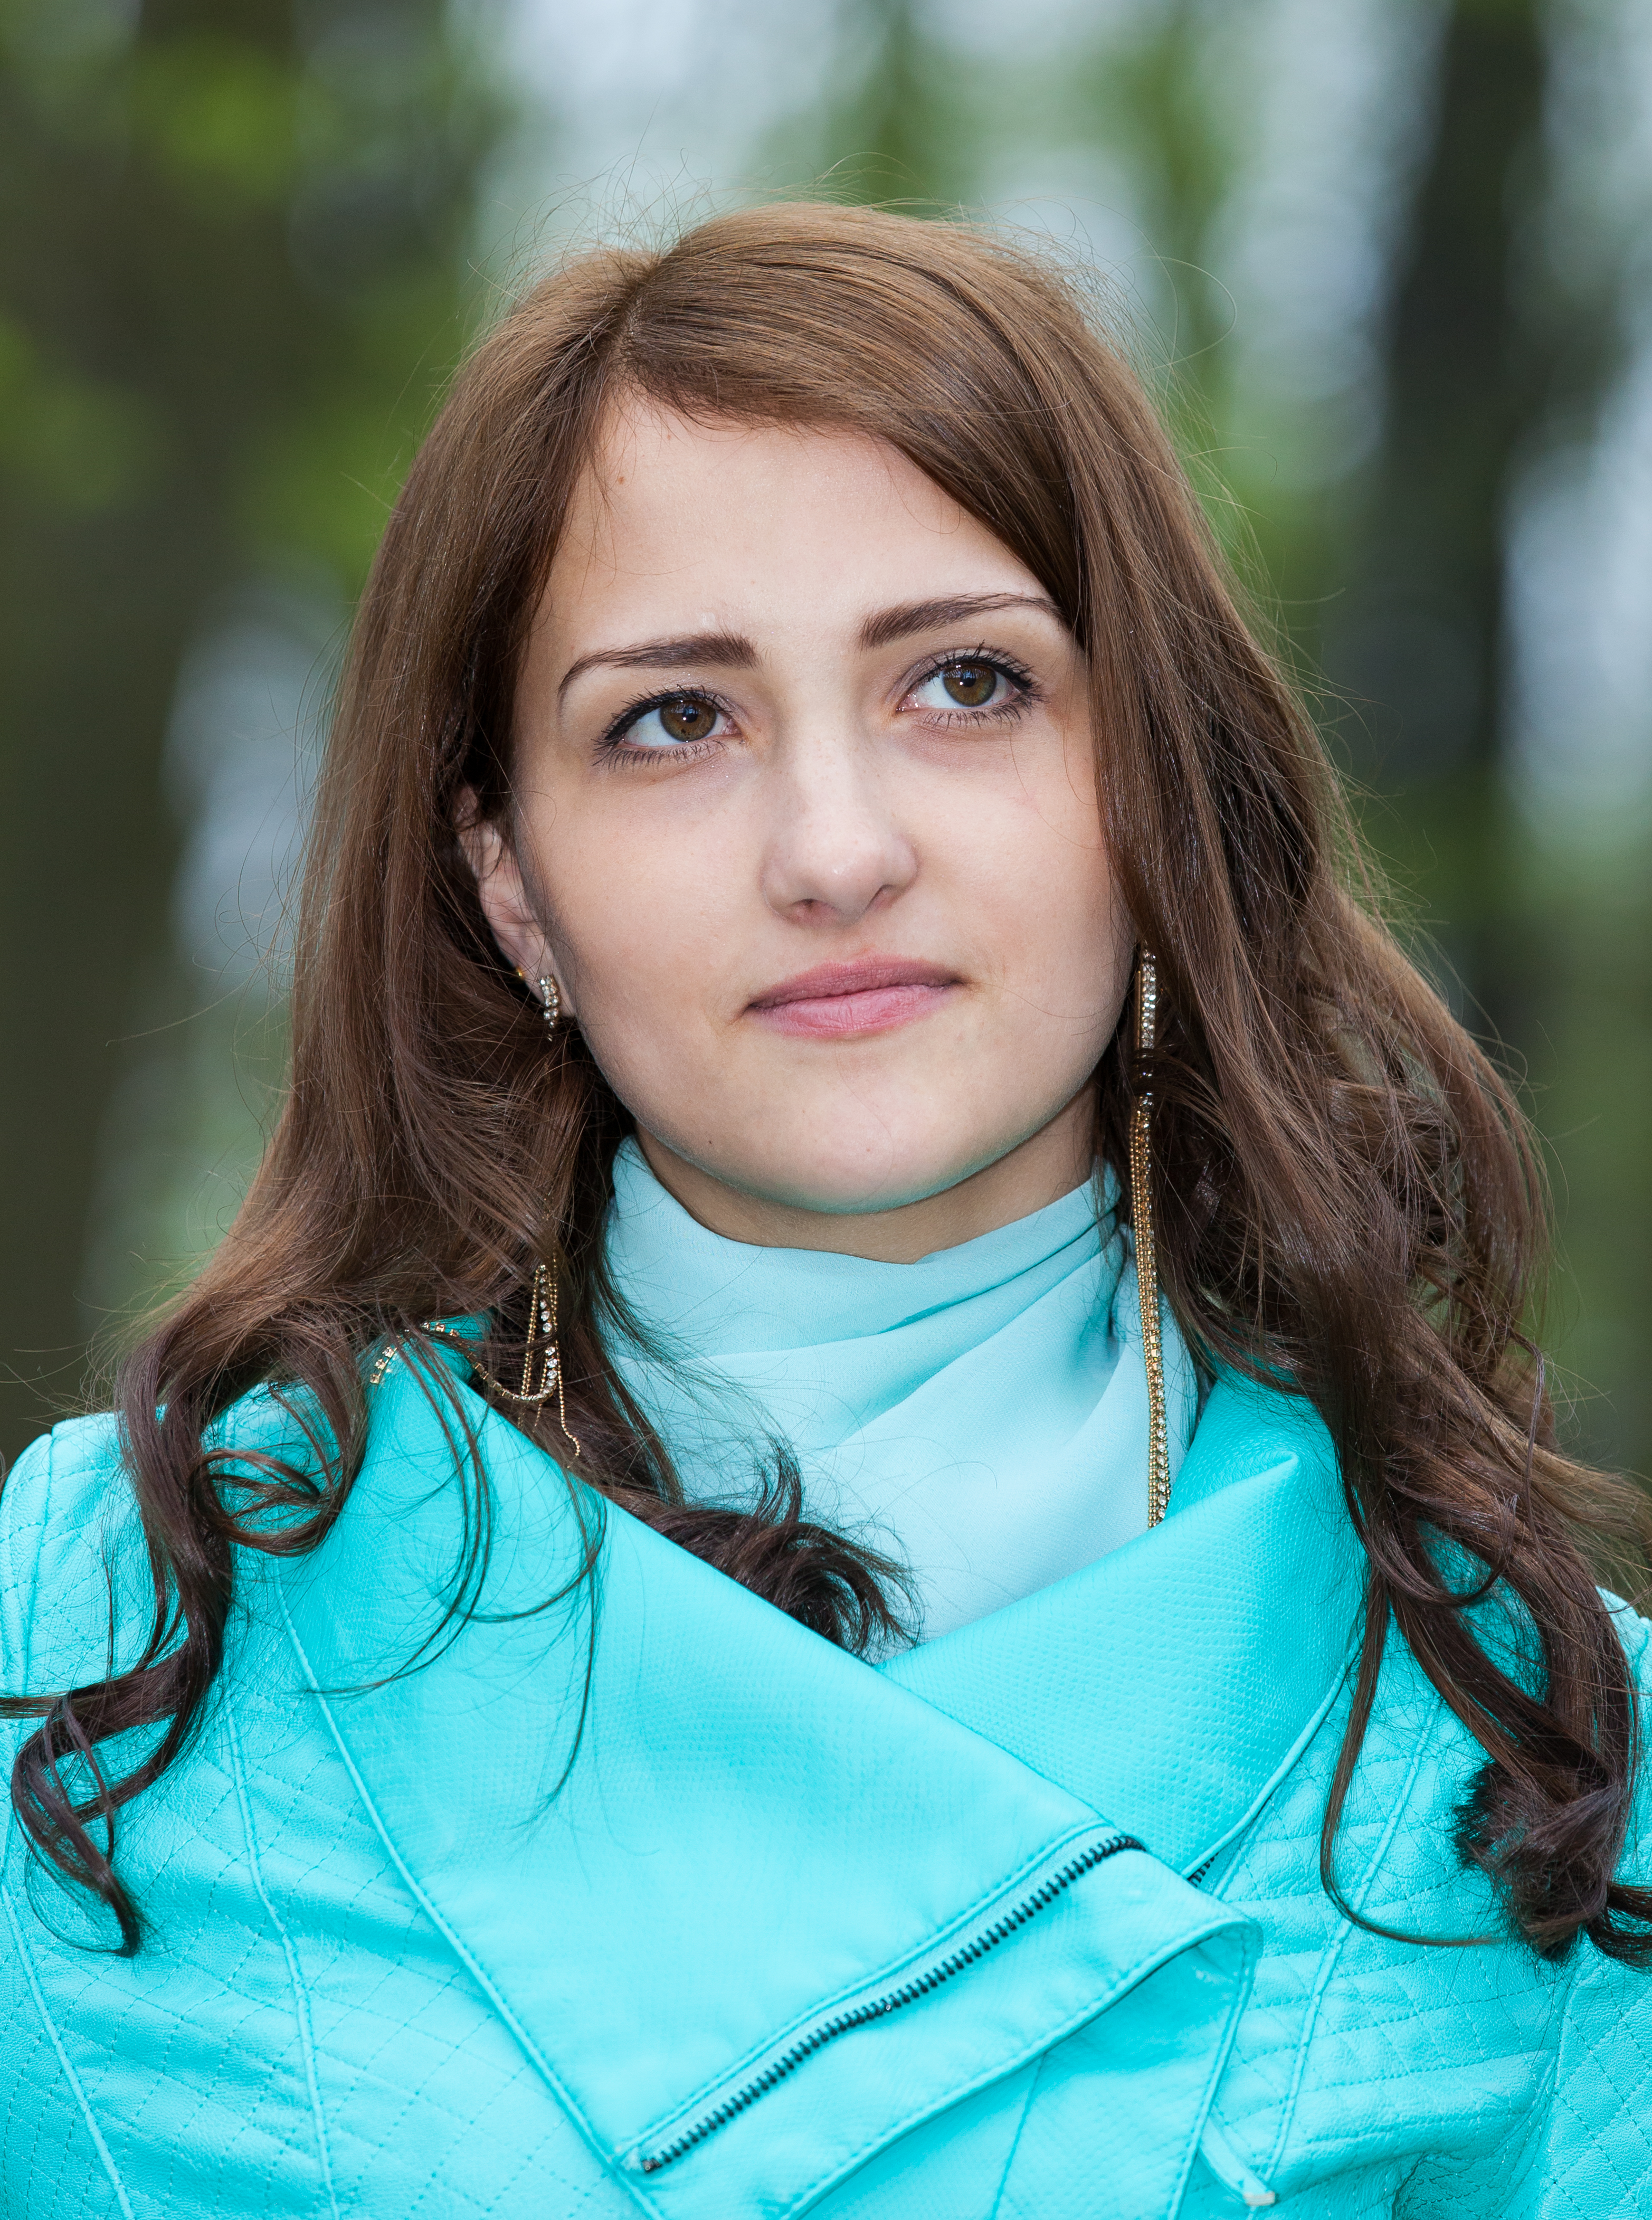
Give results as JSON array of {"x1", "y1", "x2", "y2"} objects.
[{"x1": 759, "y1": 818, "x2": 919, "y2": 925}]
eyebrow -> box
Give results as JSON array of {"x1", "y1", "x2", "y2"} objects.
[
  {"x1": 857, "y1": 592, "x2": 1062, "y2": 649},
  {"x1": 557, "y1": 630, "x2": 756, "y2": 700},
  {"x1": 555, "y1": 592, "x2": 1064, "y2": 700}
]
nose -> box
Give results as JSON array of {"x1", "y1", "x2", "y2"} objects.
[{"x1": 757, "y1": 731, "x2": 918, "y2": 926}]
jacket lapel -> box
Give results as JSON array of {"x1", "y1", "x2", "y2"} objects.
[
  {"x1": 883, "y1": 1374, "x2": 1362, "y2": 1874},
  {"x1": 272, "y1": 1352, "x2": 1259, "y2": 2216}
]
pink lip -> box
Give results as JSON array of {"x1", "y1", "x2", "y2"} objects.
[{"x1": 746, "y1": 957, "x2": 961, "y2": 1039}]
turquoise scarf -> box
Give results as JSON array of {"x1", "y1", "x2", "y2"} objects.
[{"x1": 602, "y1": 1139, "x2": 1198, "y2": 1638}]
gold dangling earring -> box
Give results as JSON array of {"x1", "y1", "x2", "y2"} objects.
[
  {"x1": 477, "y1": 969, "x2": 580, "y2": 1457},
  {"x1": 1131, "y1": 948, "x2": 1171, "y2": 1527},
  {"x1": 465, "y1": 1258, "x2": 582, "y2": 1459},
  {"x1": 512, "y1": 967, "x2": 563, "y2": 1045}
]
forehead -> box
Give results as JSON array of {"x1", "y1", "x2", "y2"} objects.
[{"x1": 537, "y1": 401, "x2": 1044, "y2": 648}]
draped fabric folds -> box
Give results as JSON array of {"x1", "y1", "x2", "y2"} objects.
[{"x1": 603, "y1": 1140, "x2": 1198, "y2": 1638}]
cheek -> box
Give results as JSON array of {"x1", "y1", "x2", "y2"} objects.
[
  {"x1": 960, "y1": 776, "x2": 1120, "y2": 1004},
  {"x1": 538, "y1": 809, "x2": 727, "y2": 1052}
]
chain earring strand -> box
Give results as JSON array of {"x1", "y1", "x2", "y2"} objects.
[
  {"x1": 461, "y1": 1256, "x2": 582, "y2": 1460},
  {"x1": 1130, "y1": 949, "x2": 1171, "y2": 1526},
  {"x1": 474, "y1": 973, "x2": 577, "y2": 1452},
  {"x1": 512, "y1": 967, "x2": 562, "y2": 1045}
]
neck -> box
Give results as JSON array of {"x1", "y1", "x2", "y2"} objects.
[{"x1": 633, "y1": 1089, "x2": 1098, "y2": 1264}]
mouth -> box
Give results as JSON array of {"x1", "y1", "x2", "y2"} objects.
[{"x1": 745, "y1": 956, "x2": 962, "y2": 1040}]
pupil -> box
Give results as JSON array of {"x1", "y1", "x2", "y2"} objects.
[
  {"x1": 659, "y1": 696, "x2": 715, "y2": 742},
  {"x1": 943, "y1": 662, "x2": 995, "y2": 707}
]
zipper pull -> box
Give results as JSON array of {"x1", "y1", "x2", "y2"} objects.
[{"x1": 1199, "y1": 2114, "x2": 1277, "y2": 2207}]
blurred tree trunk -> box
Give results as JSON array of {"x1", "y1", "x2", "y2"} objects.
[
  {"x1": 1289, "y1": 0, "x2": 1646, "y2": 1472},
  {"x1": 0, "y1": 1, "x2": 497, "y2": 1460},
  {"x1": 1325, "y1": 0, "x2": 1549, "y2": 1043},
  {"x1": 800, "y1": 0, "x2": 971, "y2": 209},
  {"x1": 1350, "y1": 0, "x2": 1545, "y2": 773}
]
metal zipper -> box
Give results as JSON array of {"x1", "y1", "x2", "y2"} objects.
[{"x1": 630, "y1": 1830, "x2": 1143, "y2": 2177}]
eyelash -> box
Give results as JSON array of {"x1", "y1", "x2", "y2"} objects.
[
  {"x1": 597, "y1": 688, "x2": 738, "y2": 761},
  {"x1": 595, "y1": 647, "x2": 1043, "y2": 764},
  {"x1": 904, "y1": 647, "x2": 1041, "y2": 727}
]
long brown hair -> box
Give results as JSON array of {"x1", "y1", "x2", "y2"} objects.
[{"x1": 10, "y1": 203, "x2": 1650, "y2": 1962}]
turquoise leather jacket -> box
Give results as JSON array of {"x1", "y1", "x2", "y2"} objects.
[{"x1": 3, "y1": 1355, "x2": 1649, "y2": 2218}]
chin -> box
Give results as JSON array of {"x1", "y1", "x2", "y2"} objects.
[{"x1": 728, "y1": 1139, "x2": 996, "y2": 1217}]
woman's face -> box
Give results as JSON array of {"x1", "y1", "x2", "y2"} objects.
[{"x1": 471, "y1": 403, "x2": 1133, "y2": 1260}]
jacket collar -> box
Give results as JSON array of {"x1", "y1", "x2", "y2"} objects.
[
  {"x1": 883, "y1": 1372, "x2": 1362, "y2": 1874},
  {"x1": 268, "y1": 1355, "x2": 1351, "y2": 2215}
]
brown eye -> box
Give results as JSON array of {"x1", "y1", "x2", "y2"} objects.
[
  {"x1": 940, "y1": 660, "x2": 999, "y2": 708},
  {"x1": 657, "y1": 694, "x2": 717, "y2": 742}
]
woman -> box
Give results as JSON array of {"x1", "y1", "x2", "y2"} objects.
[{"x1": 3, "y1": 203, "x2": 1649, "y2": 2219}]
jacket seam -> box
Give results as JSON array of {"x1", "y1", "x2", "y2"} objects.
[
  {"x1": 773, "y1": 1912, "x2": 1256, "y2": 2219},
  {"x1": 1174, "y1": 1924, "x2": 1265, "y2": 2216},
  {"x1": 986, "y1": 2054, "x2": 1047, "y2": 2219},
  {"x1": 0, "y1": 1422, "x2": 50, "y2": 1699},
  {"x1": 1395, "y1": 2042, "x2": 1561, "y2": 2216},
  {"x1": 633, "y1": 1820, "x2": 1128, "y2": 2146},
  {"x1": 224, "y1": 1689, "x2": 341, "y2": 2220},
  {"x1": 272, "y1": 1574, "x2": 660, "y2": 2220},
  {"x1": 1484, "y1": 1946, "x2": 1591, "y2": 2210},
  {"x1": 1198, "y1": 1671, "x2": 1352, "y2": 1893},
  {"x1": 1262, "y1": 1689, "x2": 1444, "y2": 2177},
  {"x1": 1, "y1": 1882, "x2": 136, "y2": 2220}
]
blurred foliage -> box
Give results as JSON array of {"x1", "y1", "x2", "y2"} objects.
[
  {"x1": 0, "y1": 0, "x2": 502, "y2": 1451},
  {"x1": 1, "y1": 0, "x2": 1647, "y2": 1484}
]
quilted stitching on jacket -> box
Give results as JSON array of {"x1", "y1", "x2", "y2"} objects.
[
  {"x1": 1, "y1": 1424, "x2": 638, "y2": 2220},
  {"x1": 1197, "y1": 1611, "x2": 1652, "y2": 2218},
  {"x1": 5, "y1": 1418, "x2": 1652, "y2": 2218}
]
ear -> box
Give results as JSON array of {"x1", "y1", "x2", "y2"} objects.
[{"x1": 455, "y1": 791, "x2": 573, "y2": 1013}]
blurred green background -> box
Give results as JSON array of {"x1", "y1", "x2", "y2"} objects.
[{"x1": 2, "y1": 0, "x2": 1648, "y2": 1476}]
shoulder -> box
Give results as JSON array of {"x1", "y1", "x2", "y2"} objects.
[
  {"x1": 1602, "y1": 1590, "x2": 1652, "y2": 1880},
  {"x1": 0, "y1": 1387, "x2": 317, "y2": 1699},
  {"x1": 1603, "y1": 1589, "x2": 1652, "y2": 1676},
  {"x1": 1524, "y1": 1596, "x2": 1652, "y2": 2219},
  {"x1": 1, "y1": 1414, "x2": 140, "y2": 1695},
  {"x1": 0, "y1": 1369, "x2": 465, "y2": 1702}
]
